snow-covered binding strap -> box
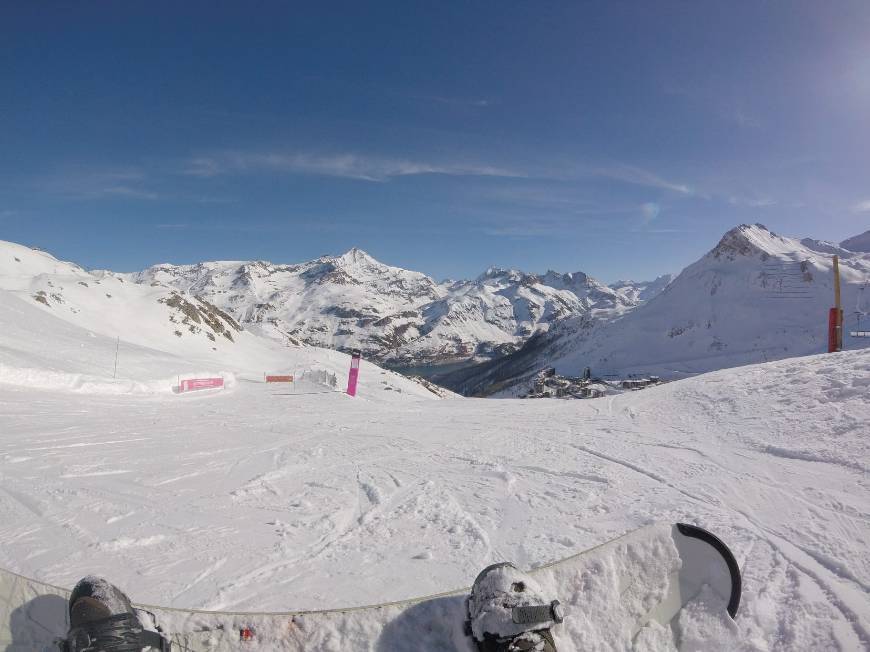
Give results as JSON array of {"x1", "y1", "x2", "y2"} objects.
[
  {"x1": 61, "y1": 612, "x2": 170, "y2": 652},
  {"x1": 512, "y1": 600, "x2": 564, "y2": 626}
]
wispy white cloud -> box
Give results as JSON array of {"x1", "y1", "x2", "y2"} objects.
[
  {"x1": 728, "y1": 195, "x2": 777, "y2": 208},
  {"x1": 40, "y1": 169, "x2": 161, "y2": 201},
  {"x1": 662, "y1": 82, "x2": 762, "y2": 129},
  {"x1": 469, "y1": 202, "x2": 635, "y2": 238},
  {"x1": 183, "y1": 158, "x2": 225, "y2": 178},
  {"x1": 851, "y1": 199, "x2": 870, "y2": 213},
  {"x1": 628, "y1": 227, "x2": 692, "y2": 234},
  {"x1": 98, "y1": 185, "x2": 161, "y2": 200},
  {"x1": 193, "y1": 195, "x2": 236, "y2": 205},
  {"x1": 184, "y1": 152, "x2": 525, "y2": 182},
  {"x1": 594, "y1": 165, "x2": 693, "y2": 195},
  {"x1": 478, "y1": 224, "x2": 552, "y2": 237},
  {"x1": 481, "y1": 186, "x2": 634, "y2": 215},
  {"x1": 416, "y1": 95, "x2": 491, "y2": 108}
]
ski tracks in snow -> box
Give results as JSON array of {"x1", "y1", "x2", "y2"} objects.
[{"x1": 1, "y1": 351, "x2": 869, "y2": 649}]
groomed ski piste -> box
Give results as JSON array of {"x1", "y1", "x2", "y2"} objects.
[{"x1": 1, "y1": 243, "x2": 868, "y2": 650}]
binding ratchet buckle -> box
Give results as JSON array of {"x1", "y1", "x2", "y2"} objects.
[
  {"x1": 463, "y1": 598, "x2": 564, "y2": 638},
  {"x1": 512, "y1": 600, "x2": 565, "y2": 626}
]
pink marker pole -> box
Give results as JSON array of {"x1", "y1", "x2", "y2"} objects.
[{"x1": 346, "y1": 349, "x2": 361, "y2": 397}]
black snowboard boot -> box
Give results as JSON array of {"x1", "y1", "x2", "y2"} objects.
[
  {"x1": 465, "y1": 562, "x2": 562, "y2": 652},
  {"x1": 62, "y1": 576, "x2": 169, "y2": 652}
]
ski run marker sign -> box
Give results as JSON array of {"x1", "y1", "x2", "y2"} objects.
[{"x1": 346, "y1": 349, "x2": 361, "y2": 396}]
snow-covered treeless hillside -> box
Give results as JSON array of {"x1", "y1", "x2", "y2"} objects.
[
  {"x1": 0, "y1": 240, "x2": 443, "y2": 400},
  {"x1": 447, "y1": 224, "x2": 870, "y2": 396},
  {"x1": 550, "y1": 224, "x2": 870, "y2": 375}
]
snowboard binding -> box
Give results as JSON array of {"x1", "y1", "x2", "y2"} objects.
[
  {"x1": 465, "y1": 562, "x2": 563, "y2": 652},
  {"x1": 60, "y1": 576, "x2": 169, "y2": 652}
]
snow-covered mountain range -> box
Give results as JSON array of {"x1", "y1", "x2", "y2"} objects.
[
  {"x1": 444, "y1": 224, "x2": 870, "y2": 395},
  {"x1": 0, "y1": 240, "x2": 443, "y2": 399},
  {"x1": 4, "y1": 223, "x2": 867, "y2": 398},
  {"x1": 129, "y1": 249, "x2": 648, "y2": 367}
]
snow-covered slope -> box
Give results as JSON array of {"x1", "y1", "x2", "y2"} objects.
[
  {"x1": 1, "y1": 340, "x2": 867, "y2": 650},
  {"x1": 841, "y1": 228, "x2": 870, "y2": 253},
  {"x1": 0, "y1": 241, "x2": 443, "y2": 400},
  {"x1": 131, "y1": 250, "x2": 635, "y2": 367},
  {"x1": 609, "y1": 274, "x2": 674, "y2": 304},
  {"x1": 0, "y1": 241, "x2": 245, "y2": 363},
  {"x1": 457, "y1": 225, "x2": 870, "y2": 394}
]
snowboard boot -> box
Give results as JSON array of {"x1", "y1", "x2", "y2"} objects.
[
  {"x1": 61, "y1": 575, "x2": 169, "y2": 652},
  {"x1": 465, "y1": 562, "x2": 563, "y2": 652}
]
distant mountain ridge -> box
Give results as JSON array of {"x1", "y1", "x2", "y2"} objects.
[
  {"x1": 130, "y1": 250, "x2": 662, "y2": 367},
  {"x1": 610, "y1": 274, "x2": 674, "y2": 304},
  {"x1": 441, "y1": 224, "x2": 870, "y2": 396},
  {"x1": 841, "y1": 229, "x2": 870, "y2": 253},
  {"x1": 3, "y1": 224, "x2": 867, "y2": 397},
  {"x1": 0, "y1": 240, "x2": 450, "y2": 399}
]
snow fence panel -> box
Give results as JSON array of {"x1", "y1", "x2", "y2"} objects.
[{"x1": 178, "y1": 377, "x2": 224, "y2": 393}]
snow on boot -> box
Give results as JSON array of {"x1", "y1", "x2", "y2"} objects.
[
  {"x1": 466, "y1": 562, "x2": 563, "y2": 652},
  {"x1": 61, "y1": 575, "x2": 169, "y2": 652}
]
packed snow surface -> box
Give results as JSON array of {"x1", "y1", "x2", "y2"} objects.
[{"x1": 1, "y1": 342, "x2": 868, "y2": 649}]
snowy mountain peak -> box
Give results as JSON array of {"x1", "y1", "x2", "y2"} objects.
[
  {"x1": 541, "y1": 270, "x2": 589, "y2": 287},
  {"x1": 709, "y1": 223, "x2": 795, "y2": 260},
  {"x1": 478, "y1": 267, "x2": 533, "y2": 284},
  {"x1": 336, "y1": 247, "x2": 380, "y2": 267}
]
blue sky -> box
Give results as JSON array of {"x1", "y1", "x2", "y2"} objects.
[{"x1": 1, "y1": 2, "x2": 868, "y2": 282}]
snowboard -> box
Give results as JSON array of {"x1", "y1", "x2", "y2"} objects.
[{"x1": 0, "y1": 522, "x2": 740, "y2": 651}]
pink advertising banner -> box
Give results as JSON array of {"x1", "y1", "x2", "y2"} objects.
[{"x1": 179, "y1": 377, "x2": 224, "y2": 393}]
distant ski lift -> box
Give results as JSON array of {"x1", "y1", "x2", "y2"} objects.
[{"x1": 760, "y1": 260, "x2": 812, "y2": 299}]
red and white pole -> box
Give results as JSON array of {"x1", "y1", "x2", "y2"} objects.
[{"x1": 829, "y1": 255, "x2": 844, "y2": 353}]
